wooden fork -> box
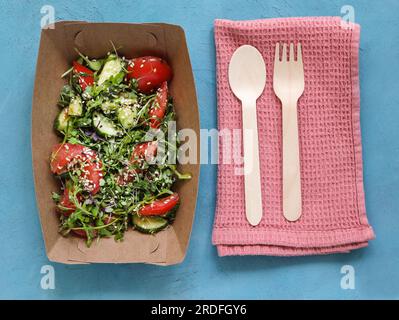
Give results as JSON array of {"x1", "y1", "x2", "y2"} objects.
[{"x1": 273, "y1": 43, "x2": 305, "y2": 222}]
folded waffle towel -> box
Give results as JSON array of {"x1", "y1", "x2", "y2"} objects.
[{"x1": 212, "y1": 17, "x2": 375, "y2": 256}]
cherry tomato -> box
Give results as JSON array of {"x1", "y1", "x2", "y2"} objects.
[
  {"x1": 149, "y1": 81, "x2": 168, "y2": 128},
  {"x1": 50, "y1": 143, "x2": 85, "y2": 175},
  {"x1": 79, "y1": 153, "x2": 103, "y2": 195},
  {"x1": 126, "y1": 56, "x2": 172, "y2": 93},
  {"x1": 58, "y1": 186, "x2": 76, "y2": 216},
  {"x1": 50, "y1": 143, "x2": 103, "y2": 194},
  {"x1": 73, "y1": 61, "x2": 94, "y2": 91},
  {"x1": 130, "y1": 141, "x2": 158, "y2": 163},
  {"x1": 139, "y1": 193, "x2": 180, "y2": 216},
  {"x1": 70, "y1": 229, "x2": 98, "y2": 238},
  {"x1": 103, "y1": 214, "x2": 116, "y2": 225},
  {"x1": 117, "y1": 141, "x2": 158, "y2": 185},
  {"x1": 116, "y1": 167, "x2": 138, "y2": 186},
  {"x1": 71, "y1": 229, "x2": 87, "y2": 238},
  {"x1": 57, "y1": 185, "x2": 84, "y2": 216}
]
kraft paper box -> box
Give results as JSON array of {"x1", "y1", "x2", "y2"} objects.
[{"x1": 32, "y1": 21, "x2": 200, "y2": 265}]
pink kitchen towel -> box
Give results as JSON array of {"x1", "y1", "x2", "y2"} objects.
[{"x1": 212, "y1": 17, "x2": 375, "y2": 256}]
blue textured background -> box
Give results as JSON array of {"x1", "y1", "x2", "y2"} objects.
[{"x1": 0, "y1": 0, "x2": 398, "y2": 299}]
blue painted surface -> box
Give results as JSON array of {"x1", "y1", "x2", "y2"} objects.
[{"x1": 0, "y1": 0, "x2": 398, "y2": 299}]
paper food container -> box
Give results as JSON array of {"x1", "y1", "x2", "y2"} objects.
[{"x1": 32, "y1": 21, "x2": 200, "y2": 265}]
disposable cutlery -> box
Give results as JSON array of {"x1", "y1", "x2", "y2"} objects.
[
  {"x1": 273, "y1": 42, "x2": 305, "y2": 222},
  {"x1": 228, "y1": 45, "x2": 266, "y2": 226}
]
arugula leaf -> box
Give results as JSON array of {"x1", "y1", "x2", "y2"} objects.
[
  {"x1": 51, "y1": 192, "x2": 61, "y2": 203},
  {"x1": 58, "y1": 85, "x2": 75, "y2": 107}
]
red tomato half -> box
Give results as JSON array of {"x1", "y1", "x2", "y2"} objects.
[
  {"x1": 71, "y1": 229, "x2": 91, "y2": 238},
  {"x1": 50, "y1": 143, "x2": 103, "y2": 194},
  {"x1": 126, "y1": 56, "x2": 172, "y2": 93},
  {"x1": 103, "y1": 214, "x2": 117, "y2": 225},
  {"x1": 58, "y1": 186, "x2": 76, "y2": 216},
  {"x1": 139, "y1": 193, "x2": 180, "y2": 216},
  {"x1": 117, "y1": 141, "x2": 158, "y2": 185},
  {"x1": 73, "y1": 61, "x2": 94, "y2": 91},
  {"x1": 58, "y1": 185, "x2": 84, "y2": 216},
  {"x1": 149, "y1": 81, "x2": 168, "y2": 128},
  {"x1": 130, "y1": 141, "x2": 158, "y2": 163},
  {"x1": 71, "y1": 227, "x2": 97, "y2": 238},
  {"x1": 50, "y1": 143, "x2": 85, "y2": 175},
  {"x1": 80, "y1": 153, "x2": 103, "y2": 195},
  {"x1": 71, "y1": 229, "x2": 86, "y2": 238}
]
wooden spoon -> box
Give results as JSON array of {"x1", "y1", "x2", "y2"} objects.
[{"x1": 228, "y1": 45, "x2": 266, "y2": 226}]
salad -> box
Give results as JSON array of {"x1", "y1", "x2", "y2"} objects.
[{"x1": 50, "y1": 48, "x2": 190, "y2": 245}]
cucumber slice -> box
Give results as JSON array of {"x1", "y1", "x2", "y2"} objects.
[
  {"x1": 93, "y1": 112, "x2": 122, "y2": 137},
  {"x1": 120, "y1": 95, "x2": 137, "y2": 106},
  {"x1": 132, "y1": 215, "x2": 169, "y2": 234},
  {"x1": 119, "y1": 92, "x2": 137, "y2": 106},
  {"x1": 101, "y1": 100, "x2": 119, "y2": 114},
  {"x1": 117, "y1": 106, "x2": 137, "y2": 129},
  {"x1": 98, "y1": 57, "x2": 123, "y2": 85},
  {"x1": 68, "y1": 96, "x2": 83, "y2": 116},
  {"x1": 74, "y1": 116, "x2": 92, "y2": 128},
  {"x1": 54, "y1": 107, "x2": 70, "y2": 133}
]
